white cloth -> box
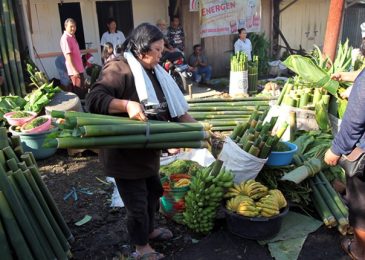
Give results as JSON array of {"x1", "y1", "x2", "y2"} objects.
[
  {"x1": 100, "y1": 30, "x2": 126, "y2": 54},
  {"x1": 234, "y1": 38, "x2": 252, "y2": 60},
  {"x1": 123, "y1": 51, "x2": 189, "y2": 118},
  {"x1": 361, "y1": 22, "x2": 365, "y2": 38}
]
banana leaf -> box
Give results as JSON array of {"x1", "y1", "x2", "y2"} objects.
[
  {"x1": 337, "y1": 98, "x2": 348, "y2": 119},
  {"x1": 283, "y1": 55, "x2": 339, "y2": 96}
]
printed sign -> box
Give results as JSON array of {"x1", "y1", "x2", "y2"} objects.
[
  {"x1": 190, "y1": 0, "x2": 200, "y2": 11},
  {"x1": 200, "y1": 0, "x2": 261, "y2": 38}
]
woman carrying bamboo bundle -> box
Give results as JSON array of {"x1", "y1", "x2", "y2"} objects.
[
  {"x1": 86, "y1": 23, "x2": 195, "y2": 260},
  {"x1": 324, "y1": 68, "x2": 365, "y2": 260}
]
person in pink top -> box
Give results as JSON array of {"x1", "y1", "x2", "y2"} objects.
[{"x1": 60, "y1": 18, "x2": 87, "y2": 99}]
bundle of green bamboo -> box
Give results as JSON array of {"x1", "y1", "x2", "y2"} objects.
[
  {"x1": 248, "y1": 56, "x2": 259, "y2": 94},
  {"x1": 45, "y1": 111, "x2": 210, "y2": 149},
  {"x1": 229, "y1": 110, "x2": 288, "y2": 158},
  {"x1": 187, "y1": 96, "x2": 274, "y2": 132},
  {"x1": 0, "y1": 0, "x2": 26, "y2": 96},
  {"x1": 230, "y1": 51, "x2": 248, "y2": 72},
  {"x1": 0, "y1": 127, "x2": 73, "y2": 259},
  {"x1": 310, "y1": 172, "x2": 349, "y2": 235}
]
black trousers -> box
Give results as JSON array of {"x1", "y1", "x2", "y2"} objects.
[{"x1": 115, "y1": 175, "x2": 163, "y2": 245}]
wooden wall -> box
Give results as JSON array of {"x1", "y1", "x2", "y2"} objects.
[
  {"x1": 279, "y1": 0, "x2": 330, "y2": 52},
  {"x1": 181, "y1": 0, "x2": 272, "y2": 78}
]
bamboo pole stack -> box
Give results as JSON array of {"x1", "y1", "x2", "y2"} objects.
[
  {"x1": 248, "y1": 56, "x2": 259, "y2": 95},
  {"x1": 0, "y1": 127, "x2": 73, "y2": 259},
  {"x1": 187, "y1": 96, "x2": 275, "y2": 132},
  {"x1": 0, "y1": 0, "x2": 26, "y2": 96}
]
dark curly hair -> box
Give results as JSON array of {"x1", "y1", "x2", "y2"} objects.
[{"x1": 121, "y1": 23, "x2": 164, "y2": 58}]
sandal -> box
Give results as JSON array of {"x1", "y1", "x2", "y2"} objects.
[
  {"x1": 149, "y1": 227, "x2": 173, "y2": 241},
  {"x1": 341, "y1": 238, "x2": 359, "y2": 260},
  {"x1": 131, "y1": 251, "x2": 165, "y2": 260}
]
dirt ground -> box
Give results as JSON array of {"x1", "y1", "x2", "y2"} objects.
[{"x1": 38, "y1": 150, "x2": 349, "y2": 260}]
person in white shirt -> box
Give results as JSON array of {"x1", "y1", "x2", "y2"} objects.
[
  {"x1": 234, "y1": 28, "x2": 252, "y2": 60},
  {"x1": 100, "y1": 18, "x2": 126, "y2": 55}
]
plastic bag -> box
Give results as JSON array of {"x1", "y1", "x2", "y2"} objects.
[
  {"x1": 229, "y1": 70, "x2": 248, "y2": 96},
  {"x1": 218, "y1": 137, "x2": 267, "y2": 183}
]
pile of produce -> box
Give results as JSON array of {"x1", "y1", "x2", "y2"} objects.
[
  {"x1": 24, "y1": 82, "x2": 61, "y2": 113},
  {"x1": 225, "y1": 179, "x2": 287, "y2": 218},
  {"x1": 0, "y1": 127, "x2": 73, "y2": 259},
  {"x1": 230, "y1": 51, "x2": 248, "y2": 72},
  {"x1": 229, "y1": 110, "x2": 288, "y2": 158},
  {"x1": 187, "y1": 96, "x2": 274, "y2": 131},
  {"x1": 183, "y1": 160, "x2": 234, "y2": 233},
  {"x1": 160, "y1": 160, "x2": 203, "y2": 177},
  {"x1": 45, "y1": 111, "x2": 210, "y2": 149}
]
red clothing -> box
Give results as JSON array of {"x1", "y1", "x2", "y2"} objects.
[{"x1": 60, "y1": 31, "x2": 84, "y2": 75}]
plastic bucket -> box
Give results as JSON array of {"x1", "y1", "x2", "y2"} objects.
[
  {"x1": 10, "y1": 125, "x2": 58, "y2": 160},
  {"x1": 266, "y1": 142, "x2": 298, "y2": 166},
  {"x1": 160, "y1": 174, "x2": 191, "y2": 223},
  {"x1": 224, "y1": 205, "x2": 289, "y2": 240}
]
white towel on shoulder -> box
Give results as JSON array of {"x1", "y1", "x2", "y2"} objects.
[{"x1": 123, "y1": 51, "x2": 189, "y2": 118}]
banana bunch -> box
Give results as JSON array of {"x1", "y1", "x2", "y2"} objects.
[
  {"x1": 183, "y1": 161, "x2": 234, "y2": 233},
  {"x1": 224, "y1": 179, "x2": 268, "y2": 200},
  {"x1": 226, "y1": 195, "x2": 253, "y2": 212},
  {"x1": 256, "y1": 194, "x2": 280, "y2": 218},
  {"x1": 268, "y1": 189, "x2": 287, "y2": 209},
  {"x1": 174, "y1": 178, "x2": 191, "y2": 188}
]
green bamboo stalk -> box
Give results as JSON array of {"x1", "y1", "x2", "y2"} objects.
[
  {"x1": 192, "y1": 115, "x2": 251, "y2": 120},
  {"x1": 0, "y1": 164, "x2": 47, "y2": 259},
  {"x1": 0, "y1": 127, "x2": 9, "y2": 149},
  {"x1": 10, "y1": 135, "x2": 21, "y2": 148},
  {"x1": 289, "y1": 111, "x2": 297, "y2": 142},
  {"x1": 0, "y1": 190, "x2": 32, "y2": 259},
  {"x1": 188, "y1": 102, "x2": 270, "y2": 107},
  {"x1": 74, "y1": 116, "x2": 143, "y2": 127},
  {"x1": 13, "y1": 169, "x2": 67, "y2": 259},
  {"x1": 187, "y1": 96, "x2": 276, "y2": 103},
  {"x1": 206, "y1": 120, "x2": 248, "y2": 127},
  {"x1": 0, "y1": 15, "x2": 13, "y2": 95},
  {"x1": 1, "y1": 0, "x2": 21, "y2": 96},
  {"x1": 44, "y1": 131, "x2": 209, "y2": 149},
  {"x1": 103, "y1": 141, "x2": 209, "y2": 149},
  {"x1": 211, "y1": 126, "x2": 236, "y2": 131},
  {"x1": 0, "y1": 150, "x2": 6, "y2": 169},
  {"x1": 3, "y1": 146, "x2": 20, "y2": 163},
  {"x1": 8, "y1": 174, "x2": 56, "y2": 259},
  {"x1": 189, "y1": 111, "x2": 255, "y2": 116},
  {"x1": 80, "y1": 122, "x2": 209, "y2": 137},
  {"x1": 27, "y1": 165, "x2": 74, "y2": 242},
  {"x1": 188, "y1": 106, "x2": 262, "y2": 111},
  {"x1": 0, "y1": 213, "x2": 12, "y2": 259},
  {"x1": 6, "y1": 158, "x2": 18, "y2": 172},
  {"x1": 7, "y1": 0, "x2": 26, "y2": 96}
]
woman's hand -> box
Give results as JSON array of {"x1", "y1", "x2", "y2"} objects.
[
  {"x1": 331, "y1": 72, "x2": 342, "y2": 82},
  {"x1": 126, "y1": 101, "x2": 148, "y2": 121},
  {"x1": 324, "y1": 148, "x2": 341, "y2": 166}
]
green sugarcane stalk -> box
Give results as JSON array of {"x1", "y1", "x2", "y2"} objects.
[
  {"x1": 44, "y1": 131, "x2": 209, "y2": 149},
  {"x1": 27, "y1": 164, "x2": 74, "y2": 242},
  {"x1": 8, "y1": 174, "x2": 56, "y2": 259},
  {"x1": 13, "y1": 169, "x2": 67, "y2": 259},
  {"x1": 80, "y1": 122, "x2": 209, "y2": 137},
  {"x1": 24, "y1": 171, "x2": 71, "y2": 253},
  {"x1": 0, "y1": 164, "x2": 47, "y2": 260},
  {"x1": 0, "y1": 190, "x2": 32, "y2": 259}
]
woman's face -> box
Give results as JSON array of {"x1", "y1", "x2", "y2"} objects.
[
  {"x1": 108, "y1": 21, "x2": 117, "y2": 33},
  {"x1": 138, "y1": 39, "x2": 164, "y2": 69}
]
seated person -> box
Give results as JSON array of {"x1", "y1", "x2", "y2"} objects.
[
  {"x1": 188, "y1": 44, "x2": 212, "y2": 83},
  {"x1": 161, "y1": 38, "x2": 185, "y2": 71},
  {"x1": 102, "y1": 42, "x2": 116, "y2": 64}
]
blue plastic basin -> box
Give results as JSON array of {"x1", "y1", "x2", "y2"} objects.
[
  {"x1": 9, "y1": 125, "x2": 58, "y2": 160},
  {"x1": 266, "y1": 142, "x2": 298, "y2": 166}
]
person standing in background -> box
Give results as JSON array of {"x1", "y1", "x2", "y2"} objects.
[
  {"x1": 100, "y1": 18, "x2": 126, "y2": 56},
  {"x1": 167, "y1": 16, "x2": 185, "y2": 52},
  {"x1": 60, "y1": 18, "x2": 87, "y2": 99},
  {"x1": 156, "y1": 18, "x2": 168, "y2": 38},
  {"x1": 234, "y1": 28, "x2": 252, "y2": 61}
]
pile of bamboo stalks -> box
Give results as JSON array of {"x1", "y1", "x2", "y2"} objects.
[
  {"x1": 0, "y1": 127, "x2": 73, "y2": 259},
  {"x1": 0, "y1": 0, "x2": 26, "y2": 96},
  {"x1": 187, "y1": 96, "x2": 275, "y2": 132}
]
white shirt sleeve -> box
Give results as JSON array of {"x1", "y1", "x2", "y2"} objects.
[{"x1": 100, "y1": 32, "x2": 108, "y2": 46}]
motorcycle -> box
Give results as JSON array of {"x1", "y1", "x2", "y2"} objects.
[{"x1": 160, "y1": 53, "x2": 192, "y2": 93}]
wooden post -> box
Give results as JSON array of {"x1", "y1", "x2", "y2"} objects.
[{"x1": 322, "y1": 0, "x2": 345, "y2": 61}]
